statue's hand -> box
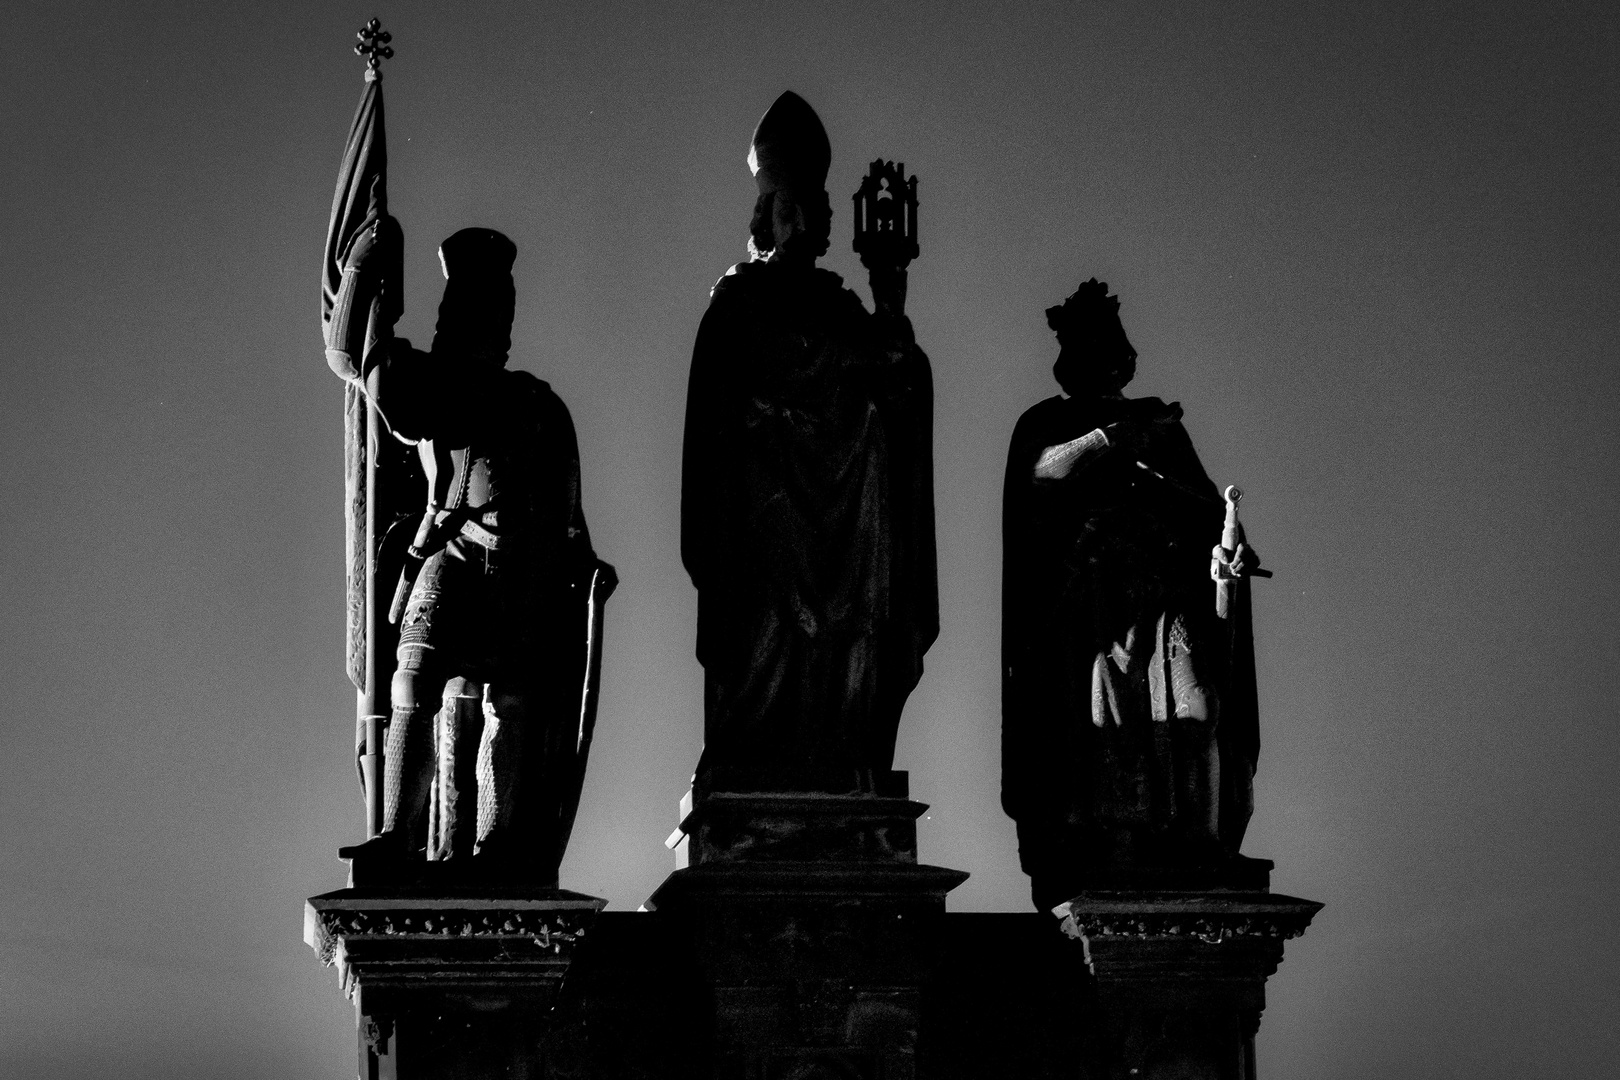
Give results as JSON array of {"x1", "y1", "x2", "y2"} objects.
[
  {"x1": 869, "y1": 264, "x2": 908, "y2": 319},
  {"x1": 1105, "y1": 415, "x2": 1167, "y2": 457},
  {"x1": 1210, "y1": 542, "x2": 1261, "y2": 581},
  {"x1": 1104, "y1": 420, "x2": 1141, "y2": 455},
  {"x1": 1234, "y1": 542, "x2": 1260, "y2": 577},
  {"x1": 1106, "y1": 401, "x2": 1183, "y2": 452},
  {"x1": 325, "y1": 214, "x2": 403, "y2": 381}
]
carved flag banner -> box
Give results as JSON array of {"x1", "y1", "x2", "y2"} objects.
[
  {"x1": 322, "y1": 21, "x2": 397, "y2": 383},
  {"x1": 321, "y1": 23, "x2": 410, "y2": 839},
  {"x1": 321, "y1": 23, "x2": 401, "y2": 695}
]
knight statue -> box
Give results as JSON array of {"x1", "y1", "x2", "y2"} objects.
[{"x1": 320, "y1": 41, "x2": 613, "y2": 883}]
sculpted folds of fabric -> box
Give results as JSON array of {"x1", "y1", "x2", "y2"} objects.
[{"x1": 682, "y1": 261, "x2": 936, "y2": 791}]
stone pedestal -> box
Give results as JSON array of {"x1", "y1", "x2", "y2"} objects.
[
  {"x1": 665, "y1": 787, "x2": 927, "y2": 870},
  {"x1": 304, "y1": 888, "x2": 605, "y2": 1079},
  {"x1": 1053, "y1": 889, "x2": 1322, "y2": 1080},
  {"x1": 649, "y1": 775, "x2": 969, "y2": 1080}
]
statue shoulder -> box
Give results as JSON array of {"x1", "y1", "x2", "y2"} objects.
[
  {"x1": 500, "y1": 367, "x2": 550, "y2": 397},
  {"x1": 708, "y1": 262, "x2": 853, "y2": 306},
  {"x1": 1127, "y1": 395, "x2": 1197, "y2": 443},
  {"x1": 768, "y1": 265, "x2": 860, "y2": 312},
  {"x1": 1016, "y1": 394, "x2": 1069, "y2": 426},
  {"x1": 495, "y1": 369, "x2": 582, "y2": 453},
  {"x1": 499, "y1": 368, "x2": 571, "y2": 418},
  {"x1": 1126, "y1": 394, "x2": 1174, "y2": 415},
  {"x1": 709, "y1": 260, "x2": 763, "y2": 300},
  {"x1": 811, "y1": 266, "x2": 851, "y2": 294},
  {"x1": 1011, "y1": 395, "x2": 1074, "y2": 441}
]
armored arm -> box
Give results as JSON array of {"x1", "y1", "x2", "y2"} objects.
[
  {"x1": 1033, "y1": 429, "x2": 1112, "y2": 479},
  {"x1": 1034, "y1": 401, "x2": 1193, "y2": 482}
]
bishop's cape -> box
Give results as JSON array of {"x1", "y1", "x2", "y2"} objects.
[{"x1": 681, "y1": 260, "x2": 937, "y2": 791}]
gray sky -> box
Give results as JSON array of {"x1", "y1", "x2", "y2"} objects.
[{"x1": 2, "y1": 1, "x2": 1616, "y2": 1076}]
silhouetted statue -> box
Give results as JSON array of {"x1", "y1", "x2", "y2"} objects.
[
  {"x1": 681, "y1": 91, "x2": 937, "y2": 794},
  {"x1": 1001, "y1": 279, "x2": 1263, "y2": 909},
  {"x1": 327, "y1": 224, "x2": 614, "y2": 883}
]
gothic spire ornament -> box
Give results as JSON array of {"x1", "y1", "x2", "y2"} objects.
[{"x1": 853, "y1": 160, "x2": 919, "y2": 271}]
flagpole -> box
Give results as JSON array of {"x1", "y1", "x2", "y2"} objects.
[{"x1": 352, "y1": 18, "x2": 392, "y2": 837}]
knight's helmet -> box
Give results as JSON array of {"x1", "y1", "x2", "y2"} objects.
[
  {"x1": 748, "y1": 91, "x2": 831, "y2": 196},
  {"x1": 1047, "y1": 278, "x2": 1139, "y2": 394},
  {"x1": 432, "y1": 227, "x2": 518, "y2": 366}
]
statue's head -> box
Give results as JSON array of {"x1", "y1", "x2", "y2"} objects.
[
  {"x1": 747, "y1": 91, "x2": 832, "y2": 265},
  {"x1": 1047, "y1": 278, "x2": 1138, "y2": 397},
  {"x1": 432, "y1": 227, "x2": 518, "y2": 366}
]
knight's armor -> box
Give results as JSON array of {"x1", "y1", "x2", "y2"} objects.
[{"x1": 364, "y1": 228, "x2": 606, "y2": 878}]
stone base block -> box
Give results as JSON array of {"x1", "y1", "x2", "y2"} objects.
[
  {"x1": 649, "y1": 862, "x2": 967, "y2": 1080},
  {"x1": 305, "y1": 887, "x2": 605, "y2": 1079},
  {"x1": 649, "y1": 779, "x2": 968, "y2": 1080},
  {"x1": 1052, "y1": 890, "x2": 1323, "y2": 1080}
]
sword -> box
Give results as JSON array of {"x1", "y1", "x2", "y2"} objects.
[
  {"x1": 1212, "y1": 485, "x2": 1272, "y2": 619},
  {"x1": 552, "y1": 559, "x2": 619, "y2": 867}
]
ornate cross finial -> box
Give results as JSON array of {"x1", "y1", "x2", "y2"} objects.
[{"x1": 354, "y1": 18, "x2": 394, "y2": 82}]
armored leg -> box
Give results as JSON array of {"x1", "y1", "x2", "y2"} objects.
[
  {"x1": 380, "y1": 662, "x2": 442, "y2": 844},
  {"x1": 475, "y1": 682, "x2": 528, "y2": 855},
  {"x1": 431, "y1": 677, "x2": 484, "y2": 860},
  {"x1": 375, "y1": 553, "x2": 460, "y2": 850}
]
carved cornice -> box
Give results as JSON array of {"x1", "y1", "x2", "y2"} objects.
[
  {"x1": 307, "y1": 904, "x2": 591, "y2": 965},
  {"x1": 1052, "y1": 892, "x2": 1322, "y2": 991},
  {"x1": 1054, "y1": 893, "x2": 1322, "y2": 951},
  {"x1": 304, "y1": 889, "x2": 607, "y2": 997}
]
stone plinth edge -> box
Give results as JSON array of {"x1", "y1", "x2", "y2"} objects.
[
  {"x1": 667, "y1": 789, "x2": 933, "y2": 869},
  {"x1": 1054, "y1": 890, "x2": 1322, "y2": 995},
  {"x1": 1055, "y1": 891, "x2": 1321, "y2": 945},
  {"x1": 646, "y1": 861, "x2": 969, "y2": 913},
  {"x1": 304, "y1": 887, "x2": 606, "y2": 999}
]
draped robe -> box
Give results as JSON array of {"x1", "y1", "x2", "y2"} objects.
[
  {"x1": 1001, "y1": 393, "x2": 1258, "y2": 900},
  {"x1": 682, "y1": 261, "x2": 937, "y2": 792}
]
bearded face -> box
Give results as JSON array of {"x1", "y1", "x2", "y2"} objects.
[
  {"x1": 749, "y1": 188, "x2": 832, "y2": 264},
  {"x1": 1054, "y1": 333, "x2": 1137, "y2": 398},
  {"x1": 429, "y1": 237, "x2": 515, "y2": 370}
]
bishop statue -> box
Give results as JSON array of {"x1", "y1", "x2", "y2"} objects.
[{"x1": 681, "y1": 92, "x2": 937, "y2": 795}]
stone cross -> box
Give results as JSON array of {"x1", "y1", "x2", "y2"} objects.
[{"x1": 354, "y1": 18, "x2": 393, "y2": 80}]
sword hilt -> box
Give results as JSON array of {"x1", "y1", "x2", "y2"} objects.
[{"x1": 1220, "y1": 485, "x2": 1243, "y2": 554}]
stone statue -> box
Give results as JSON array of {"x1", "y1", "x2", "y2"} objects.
[
  {"x1": 1001, "y1": 279, "x2": 1264, "y2": 909},
  {"x1": 363, "y1": 229, "x2": 613, "y2": 880},
  {"x1": 680, "y1": 91, "x2": 937, "y2": 795},
  {"x1": 320, "y1": 54, "x2": 614, "y2": 882},
  {"x1": 325, "y1": 166, "x2": 615, "y2": 880}
]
